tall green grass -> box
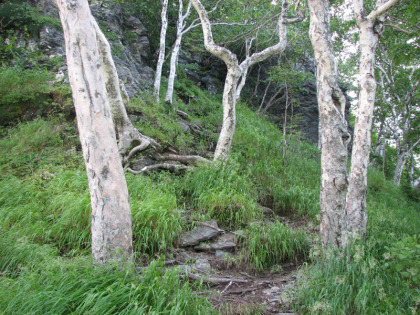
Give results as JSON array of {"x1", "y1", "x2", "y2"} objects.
[
  {"x1": 3, "y1": 75, "x2": 417, "y2": 314},
  {"x1": 127, "y1": 173, "x2": 184, "y2": 256},
  {"x1": 242, "y1": 221, "x2": 310, "y2": 271},
  {"x1": 294, "y1": 169, "x2": 420, "y2": 314},
  {"x1": 181, "y1": 160, "x2": 262, "y2": 227},
  {"x1": 234, "y1": 104, "x2": 321, "y2": 218},
  {"x1": 0, "y1": 254, "x2": 213, "y2": 314}
]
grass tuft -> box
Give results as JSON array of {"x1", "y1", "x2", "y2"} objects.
[{"x1": 242, "y1": 221, "x2": 310, "y2": 271}]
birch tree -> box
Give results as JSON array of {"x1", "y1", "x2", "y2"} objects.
[
  {"x1": 375, "y1": 45, "x2": 419, "y2": 185},
  {"x1": 165, "y1": 0, "x2": 193, "y2": 106},
  {"x1": 190, "y1": 0, "x2": 304, "y2": 161},
  {"x1": 153, "y1": 0, "x2": 169, "y2": 102},
  {"x1": 345, "y1": 0, "x2": 399, "y2": 240},
  {"x1": 308, "y1": 0, "x2": 350, "y2": 248},
  {"x1": 56, "y1": 0, "x2": 132, "y2": 263},
  {"x1": 309, "y1": 0, "x2": 400, "y2": 247}
]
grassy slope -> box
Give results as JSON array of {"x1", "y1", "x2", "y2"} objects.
[{"x1": 0, "y1": 78, "x2": 418, "y2": 314}]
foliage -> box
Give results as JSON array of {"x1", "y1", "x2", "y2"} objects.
[
  {"x1": 234, "y1": 104, "x2": 321, "y2": 218},
  {"x1": 181, "y1": 160, "x2": 262, "y2": 227},
  {"x1": 127, "y1": 173, "x2": 184, "y2": 257},
  {"x1": 0, "y1": 120, "x2": 186, "y2": 259},
  {"x1": 0, "y1": 252, "x2": 213, "y2": 314},
  {"x1": 383, "y1": 235, "x2": 420, "y2": 287},
  {"x1": 0, "y1": 68, "x2": 417, "y2": 313},
  {"x1": 0, "y1": 1, "x2": 61, "y2": 38},
  {"x1": 294, "y1": 168, "x2": 420, "y2": 314},
  {"x1": 0, "y1": 67, "x2": 54, "y2": 124},
  {"x1": 242, "y1": 221, "x2": 310, "y2": 271}
]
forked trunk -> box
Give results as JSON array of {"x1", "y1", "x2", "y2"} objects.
[
  {"x1": 346, "y1": 0, "x2": 399, "y2": 241},
  {"x1": 191, "y1": 0, "x2": 295, "y2": 161}
]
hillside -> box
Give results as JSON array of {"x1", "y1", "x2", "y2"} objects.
[{"x1": 1, "y1": 0, "x2": 419, "y2": 314}]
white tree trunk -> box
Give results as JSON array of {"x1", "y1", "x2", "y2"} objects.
[
  {"x1": 153, "y1": 0, "x2": 169, "y2": 102},
  {"x1": 214, "y1": 69, "x2": 241, "y2": 160},
  {"x1": 191, "y1": 0, "x2": 294, "y2": 161},
  {"x1": 165, "y1": 33, "x2": 182, "y2": 106},
  {"x1": 345, "y1": 21, "x2": 377, "y2": 240},
  {"x1": 92, "y1": 19, "x2": 160, "y2": 159},
  {"x1": 165, "y1": 1, "x2": 192, "y2": 106},
  {"x1": 393, "y1": 151, "x2": 408, "y2": 185},
  {"x1": 56, "y1": 0, "x2": 132, "y2": 263},
  {"x1": 309, "y1": 0, "x2": 350, "y2": 248},
  {"x1": 345, "y1": 0, "x2": 398, "y2": 240}
]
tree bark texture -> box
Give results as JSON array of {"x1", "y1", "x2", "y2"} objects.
[
  {"x1": 393, "y1": 151, "x2": 408, "y2": 185},
  {"x1": 309, "y1": 0, "x2": 350, "y2": 248},
  {"x1": 56, "y1": 0, "x2": 133, "y2": 263},
  {"x1": 92, "y1": 19, "x2": 159, "y2": 159},
  {"x1": 153, "y1": 0, "x2": 169, "y2": 102},
  {"x1": 345, "y1": 0, "x2": 398, "y2": 240}
]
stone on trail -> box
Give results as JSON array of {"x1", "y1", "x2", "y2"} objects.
[
  {"x1": 215, "y1": 250, "x2": 234, "y2": 259},
  {"x1": 179, "y1": 220, "x2": 220, "y2": 247},
  {"x1": 191, "y1": 258, "x2": 211, "y2": 272},
  {"x1": 194, "y1": 233, "x2": 236, "y2": 251}
]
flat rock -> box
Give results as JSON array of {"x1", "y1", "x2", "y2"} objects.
[
  {"x1": 194, "y1": 233, "x2": 236, "y2": 251},
  {"x1": 179, "y1": 220, "x2": 220, "y2": 247},
  {"x1": 263, "y1": 286, "x2": 281, "y2": 295},
  {"x1": 215, "y1": 250, "x2": 234, "y2": 260},
  {"x1": 191, "y1": 258, "x2": 211, "y2": 272}
]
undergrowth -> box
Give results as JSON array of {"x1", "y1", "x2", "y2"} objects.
[
  {"x1": 293, "y1": 169, "x2": 420, "y2": 315},
  {"x1": 1, "y1": 76, "x2": 417, "y2": 313},
  {"x1": 242, "y1": 221, "x2": 310, "y2": 271},
  {"x1": 0, "y1": 241, "x2": 212, "y2": 314}
]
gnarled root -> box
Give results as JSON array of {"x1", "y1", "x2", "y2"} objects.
[
  {"x1": 127, "y1": 163, "x2": 194, "y2": 174},
  {"x1": 120, "y1": 129, "x2": 209, "y2": 174}
]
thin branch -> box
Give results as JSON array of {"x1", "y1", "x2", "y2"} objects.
[
  {"x1": 367, "y1": 0, "x2": 400, "y2": 21},
  {"x1": 384, "y1": 23, "x2": 412, "y2": 34}
]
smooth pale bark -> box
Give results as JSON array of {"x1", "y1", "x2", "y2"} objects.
[
  {"x1": 92, "y1": 19, "x2": 159, "y2": 159},
  {"x1": 393, "y1": 151, "x2": 408, "y2": 184},
  {"x1": 56, "y1": 0, "x2": 132, "y2": 263},
  {"x1": 153, "y1": 0, "x2": 169, "y2": 102},
  {"x1": 191, "y1": 0, "x2": 292, "y2": 161},
  {"x1": 165, "y1": 1, "x2": 192, "y2": 106},
  {"x1": 346, "y1": 0, "x2": 399, "y2": 240},
  {"x1": 309, "y1": 0, "x2": 350, "y2": 248}
]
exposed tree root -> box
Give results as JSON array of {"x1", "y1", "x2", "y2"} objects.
[
  {"x1": 156, "y1": 153, "x2": 208, "y2": 165},
  {"x1": 127, "y1": 163, "x2": 193, "y2": 174},
  {"x1": 93, "y1": 17, "x2": 208, "y2": 173},
  {"x1": 185, "y1": 273, "x2": 249, "y2": 285}
]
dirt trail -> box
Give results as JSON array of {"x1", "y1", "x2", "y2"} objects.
[
  {"x1": 163, "y1": 210, "x2": 314, "y2": 314},
  {"x1": 166, "y1": 248, "x2": 300, "y2": 314}
]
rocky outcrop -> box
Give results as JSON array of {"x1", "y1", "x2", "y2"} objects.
[
  {"x1": 178, "y1": 50, "x2": 225, "y2": 95},
  {"x1": 34, "y1": 0, "x2": 154, "y2": 97},
  {"x1": 25, "y1": 1, "x2": 328, "y2": 144},
  {"x1": 244, "y1": 56, "x2": 351, "y2": 144}
]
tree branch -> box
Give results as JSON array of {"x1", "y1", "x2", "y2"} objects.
[{"x1": 367, "y1": 0, "x2": 400, "y2": 21}]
